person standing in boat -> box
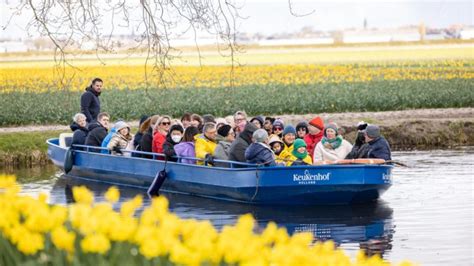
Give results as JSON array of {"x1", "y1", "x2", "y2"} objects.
[
  {"x1": 107, "y1": 121, "x2": 134, "y2": 156},
  {"x1": 288, "y1": 139, "x2": 312, "y2": 166},
  {"x1": 81, "y1": 78, "x2": 103, "y2": 123},
  {"x1": 228, "y1": 122, "x2": 258, "y2": 166},
  {"x1": 213, "y1": 124, "x2": 235, "y2": 167},
  {"x1": 313, "y1": 123, "x2": 352, "y2": 163},
  {"x1": 85, "y1": 112, "x2": 110, "y2": 149},
  {"x1": 304, "y1": 116, "x2": 325, "y2": 158},
  {"x1": 70, "y1": 113, "x2": 89, "y2": 147},
  {"x1": 363, "y1": 125, "x2": 392, "y2": 161},
  {"x1": 245, "y1": 129, "x2": 276, "y2": 166},
  {"x1": 277, "y1": 125, "x2": 297, "y2": 163},
  {"x1": 152, "y1": 116, "x2": 172, "y2": 159},
  {"x1": 195, "y1": 122, "x2": 218, "y2": 165},
  {"x1": 162, "y1": 124, "x2": 184, "y2": 162},
  {"x1": 174, "y1": 126, "x2": 200, "y2": 164}
]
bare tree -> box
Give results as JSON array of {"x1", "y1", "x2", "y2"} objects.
[{"x1": 4, "y1": 0, "x2": 244, "y2": 89}]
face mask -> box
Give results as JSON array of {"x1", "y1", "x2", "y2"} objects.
[{"x1": 171, "y1": 135, "x2": 182, "y2": 143}]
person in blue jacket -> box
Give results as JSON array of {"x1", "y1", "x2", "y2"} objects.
[
  {"x1": 245, "y1": 129, "x2": 276, "y2": 166},
  {"x1": 363, "y1": 125, "x2": 392, "y2": 161}
]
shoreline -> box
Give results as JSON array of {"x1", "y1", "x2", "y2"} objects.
[{"x1": 0, "y1": 108, "x2": 473, "y2": 168}]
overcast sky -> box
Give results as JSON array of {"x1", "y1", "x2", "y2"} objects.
[{"x1": 1, "y1": 0, "x2": 472, "y2": 39}]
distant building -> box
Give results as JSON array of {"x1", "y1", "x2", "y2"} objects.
[{"x1": 342, "y1": 28, "x2": 420, "y2": 44}]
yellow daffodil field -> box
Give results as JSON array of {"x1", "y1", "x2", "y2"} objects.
[
  {"x1": 0, "y1": 174, "x2": 414, "y2": 265},
  {"x1": 0, "y1": 45, "x2": 473, "y2": 125}
]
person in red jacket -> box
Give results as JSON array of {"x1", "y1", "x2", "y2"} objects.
[
  {"x1": 152, "y1": 116, "x2": 172, "y2": 158},
  {"x1": 304, "y1": 116, "x2": 325, "y2": 158}
]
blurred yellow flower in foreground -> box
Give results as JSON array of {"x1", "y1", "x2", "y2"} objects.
[{"x1": 0, "y1": 175, "x2": 416, "y2": 265}]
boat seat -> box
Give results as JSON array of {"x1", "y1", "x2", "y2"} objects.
[{"x1": 59, "y1": 133, "x2": 73, "y2": 148}]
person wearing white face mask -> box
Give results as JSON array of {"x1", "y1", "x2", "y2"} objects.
[{"x1": 162, "y1": 124, "x2": 184, "y2": 162}]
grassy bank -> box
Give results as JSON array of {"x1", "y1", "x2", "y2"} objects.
[
  {"x1": 1, "y1": 119, "x2": 472, "y2": 167},
  {"x1": 0, "y1": 131, "x2": 63, "y2": 167},
  {"x1": 1, "y1": 78, "x2": 473, "y2": 126}
]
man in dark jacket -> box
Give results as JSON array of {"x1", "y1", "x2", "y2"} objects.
[
  {"x1": 229, "y1": 122, "x2": 257, "y2": 166},
  {"x1": 81, "y1": 78, "x2": 103, "y2": 123},
  {"x1": 85, "y1": 112, "x2": 110, "y2": 149},
  {"x1": 363, "y1": 125, "x2": 392, "y2": 161},
  {"x1": 245, "y1": 129, "x2": 276, "y2": 166}
]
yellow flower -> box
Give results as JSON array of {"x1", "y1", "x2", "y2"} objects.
[
  {"x1": 51, "y1": 226, "x2": 76, "y2": 253},
  {"x1": 80, "y1": 233, "x2": 111, "y2": 254},
  {"x1": 0, "y1": 175, "x2": 16, "y2": 188},
  {"x1": 104, "y1": 186, "x2": 120, "y2": 203},
  {"x1": 17, "y1": 231, "x2": 44, "y2": 255},
  {"x1": 120, "y1": 194, "x2": 143, "y2": 217},
  {"x1": 72, "y1": 186, "x2": 94, "y2": 205}
]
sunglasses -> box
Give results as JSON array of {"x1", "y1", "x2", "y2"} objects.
[
  {"x1": 161, "y1": 122, "x2": 171, "y2": 126},
  {"x1": 273, "y1": 127, "x2": 283, "y2": 131}
]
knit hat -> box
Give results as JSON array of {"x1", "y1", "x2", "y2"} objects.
[
  {"x1": 295, "y1": 121, "x2": 308, "y2": 132},
  {"x1": 324, "y1": 123, "x2": 338, "y2": 137},
  {"x1": 268, "y1": 134, "x2": 283, "y2": 146},
  {"x1": 252, "y1": 129, "x2": 268, "y2": 143},
  {"x1": 250, "y1": 116, "x2": 265, "y2": 128},
  {"x1": 293, "y1": 138, "x2": 307, "y2": 150},
  {"x1": 272, "y1": 119, "x2": 284, "y2": 129},
  {"x1": 217, "y1": 124, "x2": 232, "y2": 137},
  {"x1": 292, "y1": 139, "x2": 308, "y2": 159},
  {"x1": 114, "y1": 121, "x2": 130, "y2": 132},
  {"x1": 282, "y1": 125, "x2": 296, "y2": 136},
  {"x1": 309, "y1": 116, "x2": 324, "y2": 130},
  {"x1": 365, "y1": 125, "x2": 380, "y2": 138}
]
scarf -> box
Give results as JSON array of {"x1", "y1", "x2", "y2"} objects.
[
  {"x1": 292, "y1": 148, "x2": 308, "y2": 160},
  {"x1": 321, "y1": 135, "x2": 343, "y2": 150}
]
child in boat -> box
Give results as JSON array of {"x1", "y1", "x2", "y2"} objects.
[
  {"x1": 268, "y1": 134, "x2": 285, "y2": 165},
  {"x1": 107, "y1": 121, "x2": 134, "y2": 156},
  {"x1": 278, "y1": 125, "x2": 296, "y2": 164},
  {"x1": 288, "y1": 139, "x2": 312, "y2": 166}
]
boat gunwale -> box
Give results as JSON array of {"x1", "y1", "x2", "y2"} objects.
[{"x1": 47, "y1": 138, "x2": 394, "y2": 171}]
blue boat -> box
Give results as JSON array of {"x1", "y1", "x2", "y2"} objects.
[{"x1": 47, "y1": 138, "x2": 393, "y2": 205}]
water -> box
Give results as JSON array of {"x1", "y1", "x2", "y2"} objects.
[{"x1": 1, "y1": 149, "x2": 473, "y2": 265}]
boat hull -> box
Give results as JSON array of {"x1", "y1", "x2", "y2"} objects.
[{"x1": 47, "y1": 138, "x2": 393, "y2": 205}]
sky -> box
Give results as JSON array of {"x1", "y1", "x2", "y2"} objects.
[{"x1": 1, "y1": 0, "x2": 472, "y2": 39}]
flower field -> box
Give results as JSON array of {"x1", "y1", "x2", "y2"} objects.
[
  {"x1": 0, "y1": 46, "x2": 473, "y2": 125},
  {"x1": 0, "y1": 174, "x2": 414, "y2": 265}
]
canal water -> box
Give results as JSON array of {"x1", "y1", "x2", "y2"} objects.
[{"x1": 2, "y1": 149, "x2": 473, "y2": 265}]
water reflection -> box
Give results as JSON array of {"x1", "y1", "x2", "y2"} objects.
[{"x1": 52, "y1": 176, "x2": 395, "y2": 258}]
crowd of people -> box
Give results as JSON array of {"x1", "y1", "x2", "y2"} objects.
[{"x1": 72, "y1": 78, "x2": 392, "y2": 167}]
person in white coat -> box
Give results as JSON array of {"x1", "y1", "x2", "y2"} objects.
[{"x1": 313, "y1": 123, "x2": 352, "y2": 163}]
